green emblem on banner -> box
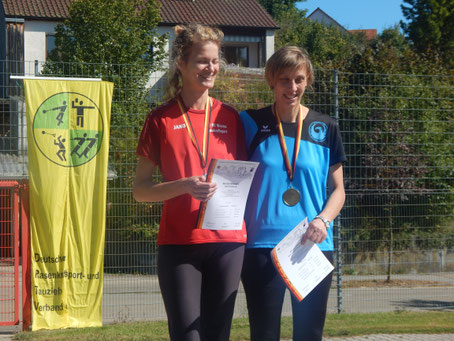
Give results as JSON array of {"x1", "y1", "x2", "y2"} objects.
[{"x1": 33, "y1": 92, "x2": 104, "y2": 167}]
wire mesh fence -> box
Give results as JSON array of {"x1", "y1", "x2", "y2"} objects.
[
  {"x1": 0, "y1": 182, "x2": 20, "y2": 326},
  {"x1": 0, "y1": 60, "x2": 453, "y2": 323}
]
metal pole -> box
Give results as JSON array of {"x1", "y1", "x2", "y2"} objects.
[
  {"x1": 333, "y1": 69, "x2": 343, "y2": 313},
  {"x1": 10, "y1": 75, "x2": 102, "y2": 81},
  {"x1": 20, "y1": 181, "x2": 31, "y2": 330},
  {"x1": 34, "y1": 60, "x2": 39, "y2": 76}
]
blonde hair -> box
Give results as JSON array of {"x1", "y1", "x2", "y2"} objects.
[
  {"x1": 265, "y1": 46, "x2": 314, "y2": 88},
  {"x1": 166, "y1": 23, "x2": 224, "y2": 99}
]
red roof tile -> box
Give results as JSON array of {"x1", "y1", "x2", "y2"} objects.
[
  {"x1": 2, "y1": 0, "x2": 71, "y2": 19},
  {"x1": 349, "y1": 29, "x2": 378, "y2": 40},
  {"x1": 157, "y1": 0, "x2": 278, "y2": 29},
  {"x1": 2, "y1": 0, "x2": 278, "y2": 29}
]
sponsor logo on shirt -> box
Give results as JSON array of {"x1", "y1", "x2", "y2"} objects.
[
  {"x1": 210, "y1": 123, "x2": 228, "y2": 134},
  {"x1": 309, "y1": 121, "x2": 328, "y2": 142},
  {"x1": 173, "y1": 123, "x2": 186, "y2": 130},
  {"x1": 261, "y1": 125, "x2": 271, "y2": 133}
]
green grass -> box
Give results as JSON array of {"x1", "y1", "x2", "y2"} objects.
[
  {"x1": 13, "y1": 311, "x2": 454, "y2": 340},
  {"x1": 323, "y1": 311, "x2": 454, "y2": 337}
]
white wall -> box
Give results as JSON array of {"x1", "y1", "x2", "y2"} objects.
[
  {"x1": 146, "y1": 26, "x2": 174, "y2": 98},
  {"x1": 23, "y1": 20, "x2": 58, "y2": 74},
  {"x1": 265, "y1": 29, "x2": 275, "y2": 62}
]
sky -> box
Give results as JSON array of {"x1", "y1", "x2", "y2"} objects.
[{"x1": 297, "y1": 0, "x2": 407, "y2": 33}]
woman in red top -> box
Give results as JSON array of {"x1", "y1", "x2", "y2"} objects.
[{"x1": 133, "y1": 23, "x2": 246, "y2": 341}]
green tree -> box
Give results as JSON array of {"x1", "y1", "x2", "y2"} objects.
[
  {"x1": 44, "y1": 0, "x2": 167, "y2": 171},
  {"x1": 257, "y1": 0, "x2": 305, "y2": 19},
  {"x1": 45, "y1": 0, "x2": 167, "y2": 129},
  {"x1": 43, "y1": 0, "x2": 168, "y2": 273},
  {"x1": 259, "y1": 0, "x2": 454, "y2": 276},
  {"x1": 49, "y1": 0, "x2": 166, "y2": 66},
  {"x1": 276, "y1": 13, "x2": 361, "y2": 69},
  {"x1": 45, "y1": 0, "x2": 167, "y2": 115},
  {"x1": 400, "y1": 0, "x2": 454, "y2": 68},
  {"x1": 345, "y1": 26, "x2": 447, "y2": 75}
]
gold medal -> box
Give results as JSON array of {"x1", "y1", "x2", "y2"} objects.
[{"x1": 283, "y1": 188, "x2": 301, "y2": 206}]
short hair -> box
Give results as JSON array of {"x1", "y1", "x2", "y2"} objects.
[
  {"x1": 265, "y1": 46, "x2": 314, "y2": 88},
  {"x1": 166, "y1": 23, "x2": 224, "y2": 99}
]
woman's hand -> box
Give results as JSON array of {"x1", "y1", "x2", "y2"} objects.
[
  {"x1": 133, "y1": 156, "x2": 217, "y2": 202},
  {"x1": 183, "y1": 175, "x2": 218, "y2": 201},
  {"x1": 301, "y1": 218, "x2": 328, "y2": 244},
  {"x1": 300, "y1": 162, "x2": 345, "y2": 245}
]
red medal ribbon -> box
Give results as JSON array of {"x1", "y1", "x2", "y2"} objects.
[
  {"x1": 273, "y1": 104, "x2": 303, "y2": 182},
  {"x1": 177, "y1": 97, "x2": 211, "y2": 169}
]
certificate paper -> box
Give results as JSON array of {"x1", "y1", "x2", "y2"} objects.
[
  {"x1": 271, "y1": 218, "x2": 334, "y2": 301},
  {"x1": 196, "y1": 159, "x2": 259, "y2": 230}
]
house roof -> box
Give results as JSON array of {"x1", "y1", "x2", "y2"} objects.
[
  {"x1": 349, "y1": 29, "x2": 378, "y2": 41},
  {"x1": 2, "y1": 0, "x2": 71, "y2": 20},
  {"x1": 308, "y1": 7, "x2": 379, "y2": 39},
  {"x1": 307, "y1": 7, "x2": 347, "y2": 32},
  {"x1": 157, "y1": 0, "x2": 278, "y2": 29},
  {"x1": 2, "y1": 0, "x2": 278, "y2": 29}
]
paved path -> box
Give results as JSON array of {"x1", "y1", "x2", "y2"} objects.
[
  {"x1": 0, "y1": 332, "x2": 13, "y2": 340},
  {"x1": 100, "y1": 272, "x2": 454, "y2": 322}
]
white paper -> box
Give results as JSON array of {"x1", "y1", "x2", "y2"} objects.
[
  {"x1": 199, "y1": 159, "x2": 259, "y2": 230},
  {"x1": 271, "y1": 217, "x2": 334, "y2": 301}
]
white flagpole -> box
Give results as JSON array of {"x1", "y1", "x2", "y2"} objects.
[{"x1": 10, "y1": 75, "x2": 102, "y2": 82}]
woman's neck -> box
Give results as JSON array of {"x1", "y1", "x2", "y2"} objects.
[
  {"x1": 275, "y1": 103, "x2": 300, "y2": 123},
  {"x1": 179, "y1": 88, "x2": 209, "y2": 110},
  {"x1": 275, "y1": 103, "x2": 309, "y2": 123}
]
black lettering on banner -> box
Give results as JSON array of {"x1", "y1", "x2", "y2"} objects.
[
  {"x1": 87, "y1": 272, "x2": 100, "y2": 279},
  {"x1": 34, "y1": 286, "x2": 63, "y2": 296},
  {"x1": 34, "y1": 253, "x2": 66, "y2": 263},
  {"x1": 34, "y1": 270, "x2": 84, "y2": 279},
  {"x1": 33, "y1": 302, "x2": 65, "y2": 312}
]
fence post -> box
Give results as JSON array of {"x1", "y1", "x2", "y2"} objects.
[
  {"x1": 20, "y1": 181, "x2": 31, "y2": 330},
  {"x1": 34, "y1": 60, "x2": 39, "y2": 76},
  {"x1": 333, "y1": 69, "x2": 343, "y2": 313}
]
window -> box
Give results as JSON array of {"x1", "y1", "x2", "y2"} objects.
[
  {"x1": 224, "y1": 46, "x2": 248, "y2": 67},
  {"x1": 46, "y1": 34, "x2": 58, "y2": 60}
]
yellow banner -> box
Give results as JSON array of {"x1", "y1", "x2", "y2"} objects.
[{"x1": 24, "y1": 79, "x2": 113, "y2": 330}]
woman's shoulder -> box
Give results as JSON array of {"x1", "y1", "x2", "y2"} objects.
[
  {"x1": 240, "y1": 105, "x2": 273, "y2": 119},
  {"x1": 212, "y1": 98, "x2": 239, "y2": 116},
  {"x1": 307, "y1": 108, "x2": 338, "y2": 126},
  {"x1": 143, "y1": 99, "x2": 183, "y2": 126},
  {"x1": 149, "y1": 98, "x2": 178, "y2": 118}
]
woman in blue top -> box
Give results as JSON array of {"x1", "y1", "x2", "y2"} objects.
[{"x1": 240, "y1": 46, "x2": 346, "y2": 341}]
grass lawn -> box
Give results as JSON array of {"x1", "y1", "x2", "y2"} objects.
[{"x1": 13, "y1": 311, "x2": 454, "y2": 340}]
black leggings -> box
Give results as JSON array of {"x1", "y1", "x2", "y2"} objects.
[
  {"x1": 241, "y1": 248, "x2": 334, "y2": 341},
  {"x1": 158, "y1": 243, "x2": 245, "y2": 341}
]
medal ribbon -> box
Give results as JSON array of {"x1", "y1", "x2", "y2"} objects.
[
  {"x1": 177, "y1": 96, "x2": 211, "y2": 169},
  {"x1": 273, "y1": 104, "x2": 303, "y2": 182}
]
